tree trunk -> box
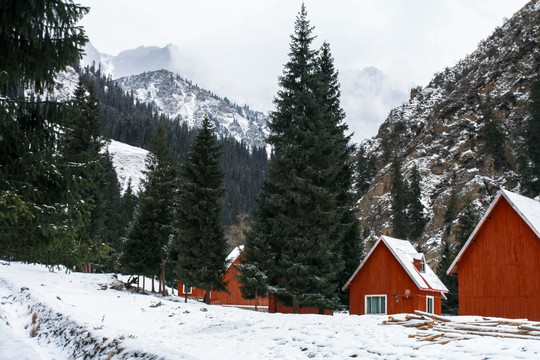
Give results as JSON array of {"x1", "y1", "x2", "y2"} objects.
[
  {"x1": 254, "y1": 288, "x2": 258, "y2": 311},
  {"x1": 160, "y1": 267, "x2": 168, "y2": 296},
  {"x1": 203, "y1": 290, "x2": 211, "y2": 304},
  {"x1": 293, "y1": 297, "x2": 300, "y2": 314},
  {"x1": 184, "y1": 291, "x2": 188, "y2": 303},
  {"x1": 151, "y1": 276, "x2": 155, "y2": 293},
  {"x1": 142, "y1": 276, "x2": 145, "y2": 292}
]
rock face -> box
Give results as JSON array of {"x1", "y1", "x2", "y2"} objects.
[
  {"x1": 358, "y1": 1, "x2": 539, "y2": 260},
  {"x1": 115, "y1": 69, "x2": 270, "y2": 149}
]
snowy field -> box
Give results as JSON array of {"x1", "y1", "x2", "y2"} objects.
[{"x1": 1, "y1": 262, "x2": 540, "y2": 359}]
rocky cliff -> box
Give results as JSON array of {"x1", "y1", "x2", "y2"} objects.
[{"x1": 358, "y1": 0, "x2": 540, "y2": 260}]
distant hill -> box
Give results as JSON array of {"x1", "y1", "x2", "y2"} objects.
[{"x1": 115, "y1": 70, "x2": 269, "y2": 149}]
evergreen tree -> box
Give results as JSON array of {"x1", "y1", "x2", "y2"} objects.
[
  {"x1": 444, "y1": 187, "x2": 458, "y2": 224},
  {"x1": 355, "y1": 145, "x2": 376, "y2": 198},
  {"x1": 524, "y1": 78, "x2": 540, "y2": 195},
  {"x1": 316, "y1": 41, "x2": 362, "y2": 303},
  {"x1": 406, "y1": 164, "x2": 426, "y2": 240},
  {"x1": 455, "y1": 201, "x2": 479, "y2": 250},
  {"x1": 481, "y1": 101, "x2": 506, "y2": 170},
  {"x1": 175, "y1": 117, "x2": 227, "y2": 303},
  {"x1": 241, "y1": 5, "x2": 354, "y2": 311},
  {"x1": 0, "y1": 0, "x2": 89, "y2": 262},
  {"x1": 391, "y1": 157, "x2": 408, "y2": 239},
  {"x1": 436, "y1": 237, "x2": 458, "y2": 314},
  {"x1": 121, "y1": 124, "x2": 176, "y2": 294}
]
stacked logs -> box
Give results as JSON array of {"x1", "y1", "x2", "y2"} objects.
[{"x1": 383, "y1": 310, "x2": 540, "y2": 350}]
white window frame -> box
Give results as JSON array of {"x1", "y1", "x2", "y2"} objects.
[
  {"x1": 183, "y1": 284, "x2": 192, "y2": 294},
  {"x1": 426, "y1": 295, "x2": 434, "y2": 314},
  {"x1": 364, "y1": 294, "x2": 387, "y2": 315}
]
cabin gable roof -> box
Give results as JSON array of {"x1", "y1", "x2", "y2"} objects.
[
  {"x1": 447, "y1": 189, "x2": 540, "y2": 276},
  {"x1": 342, "y1": 235, "x2": 448, "y2": 293}
]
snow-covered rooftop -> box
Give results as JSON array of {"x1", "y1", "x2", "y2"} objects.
[
  {"x1": 448, "y1": 189, "x2": 540, "y2": 276},
  {"x1": 343, "y1": 236, "x2": 448, "y2": 293}
]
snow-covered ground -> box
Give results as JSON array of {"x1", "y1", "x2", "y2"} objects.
[{"x1": 1, "y1": 262, "x2": 540, "y2": 359}]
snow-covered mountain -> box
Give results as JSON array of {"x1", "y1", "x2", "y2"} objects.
[
  {"x1": 82, "y1": 42, "x2": 175, "y2": 80},
  {"x1": 115, "y1": 69, "x2": 270, "y2": 149},
  {"x1": 357, "y1": 0, "x2": 539, "y2": 258}
]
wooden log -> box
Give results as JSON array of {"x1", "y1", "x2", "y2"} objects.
[
  {"x1": 403, "y1": 321, "x2": 434, "y2": 328},
  {"x1": 414, "y1": 310, "x2": 451, "y2": 322},
  {"x1": 445, "y1": 323, "x2": 535, "y2": 336},
  {"x1": 405, "y1": 314, "x2": 424, "y2": 321},
  {"x1": 419, "y1": 333, "x2": 444, "y2": 342},
  {"x1": 432, "y1": 326, "x2": 540, "y2": 340},
  {"x1": 518, "y1": 325, "x2": 540, "y2": 332}
]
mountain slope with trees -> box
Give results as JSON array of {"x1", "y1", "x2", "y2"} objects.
[{"x1": 356, "y1": 0, "x2": 540, "y2": 265}]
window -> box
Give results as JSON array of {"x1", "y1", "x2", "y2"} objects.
[
  {"x1": 183, "y1": 285, "x2": 192, "y2": 294},
  {"x1": 365, "y1": 295, "x2": 387, "y2": 314},
  {"x1": 426, "y1": 296, "x2": 434, "y2": 314},
  {"x1": 420, "y1": 260, "x2": 426, "y2": 273}
]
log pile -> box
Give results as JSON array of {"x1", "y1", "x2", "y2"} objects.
[{"x1": 383, "y1": 311, "x2": 540, "y2": 350}]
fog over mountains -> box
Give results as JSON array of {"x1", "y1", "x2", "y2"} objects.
[{"x1": 82, "y1": 42, "x2": 410, "y2": 143}]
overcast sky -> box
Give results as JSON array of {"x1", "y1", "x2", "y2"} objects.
[{"x1": 78, "y1": 0, "x2": 529, "y2": 142}]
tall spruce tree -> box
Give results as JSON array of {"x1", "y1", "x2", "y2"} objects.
[
  {"x1": 391, "y1": 157, "x2": 408, "y2": 239},
  {"x1": 175, "y1": 117, "x2": 227, "y2": 303},
  {"x1": 0, "y1": 0, "x2": 89, "y2": 262},
  {"x1": 121, "y1": 124, "x2": 176, "y2": 294},
  {"x1": 241, "y1": 5, "x2": 353, "y2": 311},
  {"x1": 316, "y1": 41, "x2": 362, "y2": 301},
  {"x1": 406, "y1": 164, "x2": 426, "y2": 240}
]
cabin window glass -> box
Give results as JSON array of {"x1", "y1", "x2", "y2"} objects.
[
  {"x1": 365, "y1": 295, "x2": 387, "y2": 314},
  {"x1": 420, "y1": 261, "x2": 426, "y2": 272},
  {"x1": 183, "y1": 285, "x2": 192, "y2": 294},
  {"x1": 426, "y1": 296, "x2": 434, "y2": 314}
]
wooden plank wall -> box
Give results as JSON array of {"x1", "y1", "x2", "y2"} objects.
[{"x1": 458, "y1": 197, "x2": 540, "y2": 320}]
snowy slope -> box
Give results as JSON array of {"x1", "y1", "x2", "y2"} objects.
[
  {"x1": 106, "y1": 140, "x2": 148, "y2": 194},
  {"x1": 2, "y1": 262, "x2": 540, "y2": 360}
]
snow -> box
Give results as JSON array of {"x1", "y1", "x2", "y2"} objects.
[
  {"x1": 502, "y1": 189, "x2": 540, "y2": 239},
  {"x1": 106, "y1": 140, "x2": 148, "y2": 194},
  {"x1": 2, "y1": 262, "x2": 540, "y2": 359}
]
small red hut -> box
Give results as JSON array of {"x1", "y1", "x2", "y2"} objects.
[
  {"x1": 343, "y1": 235, "x2": 448, "y2": 316},
  {"x1": 447, "y1": 189, "x2": 540, "y2": 320},
  {"x1": 177, "y1": 246, "x2": 269, "y2": 309}
]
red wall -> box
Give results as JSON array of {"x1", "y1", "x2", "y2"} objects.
[
  {"x1": 348, "y1": 241, "x2": 442, "y2": 315},
  {"x1": 458, "y1": 198, "x2": 540, "y2": 320},
  {"x1": 268, "y1": 294, "x2": 333, "y2": 315},
  {"x1": 177, "y1": 256, "x2": 268, "y2": 307},
  {"x1": 210, "y1": 256, "x2": 268, "y2": 307}
]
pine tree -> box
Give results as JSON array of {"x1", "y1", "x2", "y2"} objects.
[
  {"x1": 481, "y1": 101, "x2": 506, "y2": 170},
  {"x1": 391, "y1": 157, "x2": 408, "y2": 239},
  {"x1": 436, "y1": 237, "x2": 458, "y2": 314},
  {"x1": 175, "y1": 117, "x2": 227, "y2": 303},
  {"x1": 444, "y1": 187, "x2": 458, "y2": 224},
  {"x1": 524, "y1": 78, "x2": 540, "y2": 195},
  {"x1": 355, "y1": 145, "x2": 376, "y2": 198},
  {"x1": 406, "y1": 164, "x2": 426, "y2": 240},
  {"x1": 121, "y1": 124, "x2": 177, "y2": 294},
  {"x1": 0, "y1": 0, "x2": 89, "y2": 262},
  {"x1": 241, "y1": 5, "x2": 354, "y2": 311}
]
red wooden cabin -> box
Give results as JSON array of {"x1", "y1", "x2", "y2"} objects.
[
  {"x1": 447, "y1": 189, "x2": 540, "y2": 320},
  {"x1": 343, "y1": 236, "x2": 448, "y2": 316},
  {"x1": 177, "y1": 246, "x2": 269, "y2": 309},
  {"x1": 267, "y1": 294, "x2": 333, "y2": 315}
]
